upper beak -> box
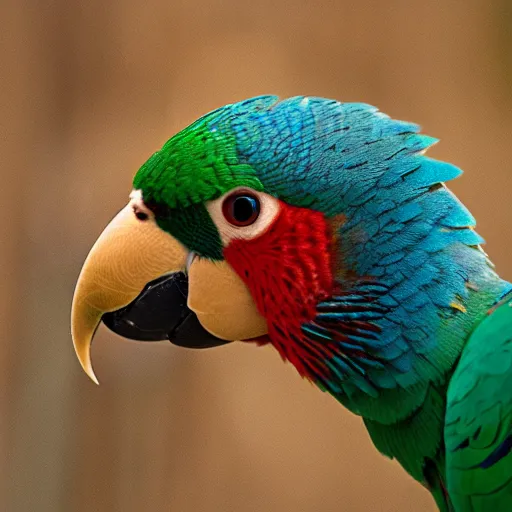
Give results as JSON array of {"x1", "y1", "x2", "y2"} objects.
[{"x1": 71, "y1": 202, "x2": 189, "y2": 384}]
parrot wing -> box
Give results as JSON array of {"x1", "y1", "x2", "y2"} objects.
[{"x1": 445, "y1": 293, "x2": 512, "y2": 511}]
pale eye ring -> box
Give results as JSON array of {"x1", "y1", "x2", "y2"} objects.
[{"x1": 222, "y1": 193, "x2": 261, "y2": 227}]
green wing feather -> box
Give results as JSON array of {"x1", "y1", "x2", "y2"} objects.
[{"x1": 445, "y1": 294, "x2": 512, "y2": 511}]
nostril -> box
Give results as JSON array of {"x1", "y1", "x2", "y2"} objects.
[{"x1": 135, "y1": 211, "x2": 148, "y2": 221}]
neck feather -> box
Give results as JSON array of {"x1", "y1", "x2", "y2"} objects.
[{"x1": 328, "y1": 166, "x2": 510, "y2": 420}]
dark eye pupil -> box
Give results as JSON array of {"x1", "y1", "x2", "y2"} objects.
[
  {"x1": 222, "y1": 193, "x2": 260, "y2": 227},
  {"x1": 233, "y1": 196, "x2": 258, "y2": 222}
]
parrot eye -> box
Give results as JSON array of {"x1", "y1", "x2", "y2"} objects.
[
  {"x1": 222, "y1": 193, "x2": 260, "y2": 227},
  {"x1": 207, "y1": 188, "x2": 279, "y2": 244}
]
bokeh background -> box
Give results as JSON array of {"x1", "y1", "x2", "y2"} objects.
[{"x1": 2, "y1": 1, "x2": 512, "y2": 511}]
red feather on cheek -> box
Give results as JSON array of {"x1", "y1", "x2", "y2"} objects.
[{"x1": 224, "y1": 200, "x2": 335, "y2": 378}]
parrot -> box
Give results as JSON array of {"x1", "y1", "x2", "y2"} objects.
[{"x1": 71, "y1": 95, "x2": 512, "y2": 511}]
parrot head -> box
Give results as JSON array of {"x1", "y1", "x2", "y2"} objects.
[{"x1": 72, "y1": 95, "x2": 484, "y2": 395}]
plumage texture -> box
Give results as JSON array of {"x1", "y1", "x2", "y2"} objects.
[{"x1": 133, "y1": 96, "x2": 512, "y2": 510}]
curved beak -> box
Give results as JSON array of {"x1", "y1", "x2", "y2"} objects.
[
  {"x1": 72, "y1": 195, "x2": 269, "y2": 385},
  {"x1": 71, "y1": 202, "x2": 189, "y2": 384}
]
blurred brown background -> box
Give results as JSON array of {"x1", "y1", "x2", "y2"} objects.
[{"x1": 2, "y1": 1, "x2": 511, "y2": 511}]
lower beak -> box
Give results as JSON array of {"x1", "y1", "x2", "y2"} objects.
[
  {"x1": 101, "y1": 271, "x2": 230, "y2": 349},
  {"x1": 71, "y1": 202, "x2": 206, "y2": 384}
]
